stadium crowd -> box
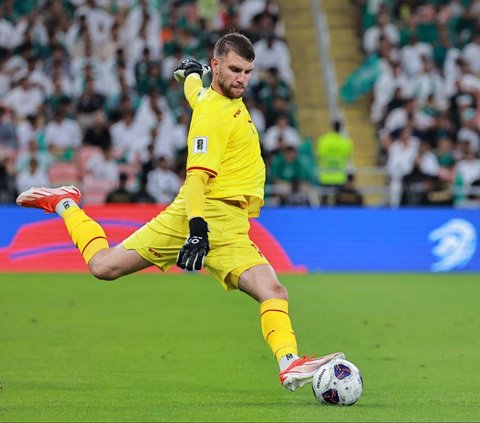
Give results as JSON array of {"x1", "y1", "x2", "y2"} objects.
[
  {"x1": 351, "y1": 0, "x2": 480, "y2": 207},
  {"x1": 0, "y1": 0, "x2": 325, "y2": 206}
]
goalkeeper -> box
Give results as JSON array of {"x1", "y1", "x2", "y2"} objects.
[{"x1": 16, "y1": 32, "x2": 343, "y2": 391}]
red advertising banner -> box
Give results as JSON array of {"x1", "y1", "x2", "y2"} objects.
[{"x1": 0, "y1": 205, "x2": 305, "y2": 274}]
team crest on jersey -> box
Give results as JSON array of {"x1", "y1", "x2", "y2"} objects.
[{"x1": 193, "y1": 137, "x2": 208, "y2": 153}]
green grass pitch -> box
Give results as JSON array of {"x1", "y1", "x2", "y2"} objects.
[{"x1": 0, "y1": 273, "x2": 479, "y2": 422}]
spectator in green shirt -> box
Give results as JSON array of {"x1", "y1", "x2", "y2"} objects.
[{"x1": 268, "y1": 145, "x2": 312, "y2": 206}]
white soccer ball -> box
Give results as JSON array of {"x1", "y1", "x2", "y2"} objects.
[{"x1": 312, "y1": 358, "x2": 363, "y2": 406}]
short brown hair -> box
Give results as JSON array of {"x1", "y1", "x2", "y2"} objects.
[{"x1": 214, "y1": 32, "x2": 255, "y2": 61}]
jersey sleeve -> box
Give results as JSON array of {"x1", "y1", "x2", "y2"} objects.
[
  {"x1": 186, "y1": 104, "x2": 228, "y2": 177},
  {"x1": 184, "y1": 169, "x2": 209, "y2": 220},
  {"x1": 184, "y1": 74, "x2": 204, "y2": 109}
]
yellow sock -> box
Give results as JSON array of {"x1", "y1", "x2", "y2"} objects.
[
  {"x1": 62, "y1": 206, "x2": 109, "y2": 264},
  {"x1": 260, "y1": 298, "x2": 298, "y2": 362}
]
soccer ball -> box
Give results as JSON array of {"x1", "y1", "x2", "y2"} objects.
[{"x1": 312, "y1": 358, "x2": 363, "y2": 406}]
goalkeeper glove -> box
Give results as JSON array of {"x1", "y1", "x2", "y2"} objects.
[
  {"x1": 176, "y1": 217, "x2": 210, "y2": 271},
  {"x1": 173, "y1": 59, "x2": 211, "y2": 83}
]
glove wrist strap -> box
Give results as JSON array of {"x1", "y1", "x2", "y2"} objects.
[{"x1": 189, "y1": 217, "x2": 209, "y2": 236}]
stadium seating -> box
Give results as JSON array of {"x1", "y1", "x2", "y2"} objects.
[{"x1": 48, "y1": 162, "x2": 80, "y2": 186}]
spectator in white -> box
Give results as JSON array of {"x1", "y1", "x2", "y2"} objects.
[
  {"x1": 99, "y1": 49, "x2": 136, "y2": 99},
  {"x1": 26, "y1": 56, "x2": 52, "y2": 97},
  {"x1": 363, "y1": 12, "x2": 399, "y2": 55},
  {"x1": 16, "y1": 157, "x2": 50, "y2": 194},
  {"x1": 49, "y1": 69, "x2": 75, "y2": 102},
  {"x1": 110, "y1": 109, "x2": 147, "y2": 163},
  {"x1": 3, "y1": 76, "x2": 44, "y2": 119},
  {"x1": 448, "y1": 0, "x2": 466, "y2": 17},
  {"x1": 386, "y1": 126, "x2": 420, "y2": 206},
  {"x1": 171, "y1": 111, "x2": 189, "y2": 147},
  {"x1": 124, "y1": 0, "x2": 161, "y2": 45},
  {"x1": 74, "y1": 0, "x2": 114, "y2": 47},
  {"x1": 96, "y1": 21, "x2": 123, "y2": 63},
  {"x1": 104, "y1": 71, "x2": 139, "y2": 118},
  {"x1": 253, "y1": 33, "x2": 293, "y2": 86},
  {"x1": 454, "y1": 145, "x2": 480, "y2": 199},
  {"x1": 161, "y1": 44, "x2": 183, "y2": 81},
  {"x1": 400, "y1": 35, "x2": 433, "y2": 78},
  {"x1": 135, "y1": 90, "x2": 175, "y2": 138},
  {"x1": 371, "y1": 61, "x2": 410, "y2": 124},
  {"x1": 0, "y1": 52, "x2": 11, "y2": 97},
  {"x1": 238, "y1": 0, "x2": 266, "y2": 30},
  {"x1": 14, "y1": 12, "x2": 48, "y2": 49},
  {"x1": 254, "y1": 0, "x2": 283, "y2": 36},
  {"x1": 0, "y1": 105, "x2": 17, "y2": 150},
  {"x1": 16, "y1": 113, "x2": 44, "y2": 150},
  {"x1": 3, "y1": 42, "x2": 32, "y2": 75},
  {"x1": 471, "y1": 0, "x2": 480, "y2": 20},
  {"x1": 442, "y1": 40, "x2": 462, "y2": 96},
  {"x1": 151, "y1": 108, "x2": 177, "y2": 165},
  {"x1": 15, "y1": 139, "x2": 54, "y2": 174},
  {"x1": 44, "y1": 44, "x2": 72, "y2": 80},
  {"x1": 262, "y1": 114, "x2": 301, "y2": 155},
  {"x1": 127, "y1": 15, "x2": 162, "y2": 66},
  {"x1": 85, "y1": 144, "x2": 120, "y2": 186},
  {"x1": 65, "y1": 13, "x2": 90, "y2": 59},
  {"x1": 383, "y1": 97, "x2": 434, "y2": 134},
  {"x1": 410, "y1": 57, "x2": 447, "y2": 108},
  {"x1": 457, "y1": 108, "x2": 480, "y2": 154},
  {"x1": 462, "y1": 33, "x2": 480, "y2": 75},
  {"x1": 0, "y1": 8, "x2": 15, "y2": 50},
  {"x1": 245, "y1": 96, "x2": 266, "y2": 136},
  {"x1": 415, "y1": 141, "x2": 440, "y2": 177},
  {"x1": 72, "y1": 39, "x2": 104, "y2": 97},
  {"x1": 458, "y1": 60, "x2": 480, "y2": 93},
  {"x1": 146, "y1": 156, "x2": 182, "y2": 204},
  {"x1": 448, "y1": 79, "x2": 474, "y2": 128},
  {"x1": 44, "y1": 110, "x2": 82, "y2": 160}
]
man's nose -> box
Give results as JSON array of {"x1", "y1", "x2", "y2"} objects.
[{"x1": 237, "y1": 73, "x2": 248, "y2": 84}]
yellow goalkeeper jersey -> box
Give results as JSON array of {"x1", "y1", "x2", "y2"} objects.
[{"x1": 179, "y1": 75, "x2": 265, "y2": 217}]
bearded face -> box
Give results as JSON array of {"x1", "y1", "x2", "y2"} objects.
[{"x1": 212, "y1": 51, "x2": 254, "y2": 100}]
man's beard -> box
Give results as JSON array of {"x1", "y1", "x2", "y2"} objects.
[{"x1": 217, "y1": 73, "x2": 245, "y2": 99}]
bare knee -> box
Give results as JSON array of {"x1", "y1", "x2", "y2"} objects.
[
  {"x1": 87, "y1": 245, "x2": 151, "y2": 281},
  {"x1": 88, "y1": 256, "x2": 121, "y2": 281},
  {"x1": 238, "y1": 264, "x2": 289, "y2": 302},
  {"x1": 271, "y1": 282, "x2": 289, "y2": 301}
]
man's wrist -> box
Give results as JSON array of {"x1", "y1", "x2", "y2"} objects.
[
  {"x1": 185, "y1": 69, "x2": 202, "y2": 78},
  {"x1": 189, "y1": 217, "x2": 209, "y2": 235}
]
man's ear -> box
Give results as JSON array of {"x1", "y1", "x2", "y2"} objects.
[{"x1": 211, "y1": 57, "x2": 219, "y2": 74}]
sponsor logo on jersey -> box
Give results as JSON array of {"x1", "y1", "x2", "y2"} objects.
[
  {"x1": 233, "y1": 109, "x2": 241, "y2": 118},
  {"x1": 193, "y1": 137, "x2": 208, "y2": 153}
]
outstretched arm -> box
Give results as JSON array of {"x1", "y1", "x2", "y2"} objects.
[
  {"x1": 176, "y1": 169, "x2": 211, "y2": 271},
  {"x1": 173, "y1": 59, "x2": 211, "y2": 109}
]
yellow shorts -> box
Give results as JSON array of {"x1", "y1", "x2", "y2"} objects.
[{"x1": 122, "y1": 196, "x2": 270, "y2": 290}]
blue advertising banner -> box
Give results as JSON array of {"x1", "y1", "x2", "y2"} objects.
[
  {"x1": 257, "y1": 208, "x2": 479, "y2": 272},
  {"x1": 1, "y1": 206, "x2": 479, "y2": 273}
]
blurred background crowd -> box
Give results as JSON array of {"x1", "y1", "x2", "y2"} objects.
[
  {"x1": 1, "y1": 0, "x2": 479, "y2": 208},
  {"x1": 0, "y1": 0, "x2": 322, "y2": 206},
  {"x1": 347, "y1": 0, "x2": 480, "y2": 207}
]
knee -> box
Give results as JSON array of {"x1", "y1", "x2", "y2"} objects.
[
  {"x1": 260, "y1": 279, "x2": 289, "y2": 302},
  {"x1": 271, "y1": 283, "x2": 288, "y2": 301},
  {"x1": 88, "y1": 259, "x2": 120, "y2": 281}
]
